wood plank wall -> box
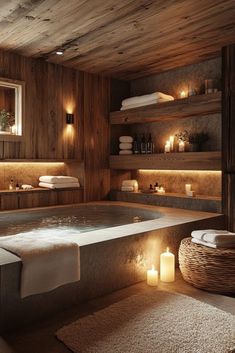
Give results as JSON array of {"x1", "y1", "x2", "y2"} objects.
[
  {"x1": 222, "y1": 43, "x2": 235, "y2": 231},
  {"x1": 0, "y1": 50, "x2": 111, "y2": 201}
]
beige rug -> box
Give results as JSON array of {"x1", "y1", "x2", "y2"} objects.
[{"x1": 56, "y1": 290, "x2": 235, "y2": 353}]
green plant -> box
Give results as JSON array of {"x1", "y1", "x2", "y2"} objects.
[
  {"x1": 0, "y1": 109, "x2": 15, "y2": 130},
  {"x1": 175, "y1": 130, "x2": 189, "y2": 142},
  {"x1": 188, "y1": 132, "x2": 209, "y2": 145}
]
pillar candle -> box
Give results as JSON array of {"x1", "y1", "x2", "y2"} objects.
[
  {"x1": 178, "y1": 140, "x2": 185, "y2": 152},
  {"x1": 165, "y1": 141, "x2": 170, "y2": 153},
  {"x1": 160, "y1": 248, "x2": 175, "y2": 282},
  {"x1": 169, "y1": 136, "x2": 174, "y2": 151},
  {"x1": 185, "y1": 184, "x2": 192, "y2": 194},
  {"x1": 147, "y1": 265, "x2": 158, "y2": 286}
]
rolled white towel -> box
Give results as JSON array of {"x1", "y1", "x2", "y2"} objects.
[
  {"x1": 119, "y1": 150, "x2": 133, "y2": 155},
  {"x1": 22, "y1": 184, "x2": 34, "y2": 190},
  {"x1": 122, "y1": 180, "x2": 138, "y2": 187},
  {"x1": 121, "y1": 92, "x2": 174, "y2": 107},
  {"x1": 191, "y1": 238, "x2": 235, "y2": 249},
  {"x1": 191, "y1": 229, "x2": 235, "y2": 245},
  {"x1": 39, "y1": 176, "x2": 79, "y2": 184},
  {"x1": 121, "y1": 186, "x2": 134, "y2": 192},
  {"x1": 119, "y1": 143, "x2": 132, "y2": 150},
  {"x1": 119, "y1": 136, "x2": 133, "y2": 143},
  {"x1": 39, "y1": 182, "x2": 80, "y2": 189}
]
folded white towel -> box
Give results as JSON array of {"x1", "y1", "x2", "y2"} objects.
[
  {"x1": 22, "y1": 184, "x2": 34, "y2": 190},
  {"x1": 122, "y1": 180, "x2": 138, "y2": 187},
  {"x1": 119, "y1": 143, "x2": 132, "y2": 150},
  {"x1": 121, "y1": 186, "x2": 134, "y2": 192},
  {"x1": 39, "y1": 182, "x2": 80, "y2": 189},
  {"x1": 0, "y1": 230, "x2": 80, "y2": 298},
  {"x1": 119, "y1": 150, "x2": 133, "y2": 155},
  {"x1": 121, "y1": 92, "x2": 174, "y2": 107},
  {"x1": 119, "y1": 136, "x2": 133, "y2": 143},
  {"x1": 191, "y1": 229, "x2": 235, "y2": 244},
  {"x1": 39, "y1": 176, "x2": 79, "y2": 184},
  {"x1": 191, "y1": 238, "x2": 235, "y2": 249}
]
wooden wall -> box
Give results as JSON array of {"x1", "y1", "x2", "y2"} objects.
[
  {"x1": 222, "y1": 43, "x2": 235, "y2": 231},
  {"x1": 0, "y1": 50, "x2": 111, "y2": 201}
]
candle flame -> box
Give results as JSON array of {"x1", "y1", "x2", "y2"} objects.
[
  {"x1": 151, "y1": 264, "x2": 155, "y2": 271},
  {"x1": 166, "y1": 247, "x2": 169, "y2": 252}
]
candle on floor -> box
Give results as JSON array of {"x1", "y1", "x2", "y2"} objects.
[
  {"x1": 165, "y1": 141, "x2": 170, "y2": 153},
  {"x1": 178, "y1": 140, "x2": 185, "y2": 152},
  {"x1": 185, "y1": 184, "x2": 192, "y2": 194},
  {"x1": 160, "y1": 247, "x2": 175, "y2": 282},
  {"x1": 147, "y1": 265, "x2": 158, "y2": 286},
  {"x1": 169, "y1": 136, "x2": 174, "y2": 151}
]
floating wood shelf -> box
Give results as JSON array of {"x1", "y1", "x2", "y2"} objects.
[
  {"x1": 0, "y1": 159, "x2": 80, "y2": 163},
  {"x1": 110, "y1": 92, "x2": 221, "y2": 125},
  {"x1": 109, "y1": 151, "x2": 221, "y2": 171}
]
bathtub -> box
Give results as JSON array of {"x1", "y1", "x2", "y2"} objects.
[{"x1": 0, "y1": 201, "x2": 224, "y2": 332}]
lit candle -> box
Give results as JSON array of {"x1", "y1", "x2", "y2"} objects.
[
  {"x1": 164, "y1": 141, "x2": 170, "y2": 153},
  {"x1": 185, "y1": 184, "x2": 192, "y2": 194},
  {"x1": 178, "y1": 140, "x2": 185, "y2": 152},
  {"x1": 147, "y1": 265, "x2": 158, "y2": 286},
  {"x1": 160, "y1": 247, "x2": 175, "y2": 282},
  {"x1": 133, "y1": 181, "x2": 139, "y2": 192},
  {"x1": 180, "y1": 90, "x2": 187, "y2": 98},
  {"x1": 169, "y1": 136, "x2": 174, "y2": 151},
  {"x1": 158, "y1": 186, "x2": 165, "y2": 194}
]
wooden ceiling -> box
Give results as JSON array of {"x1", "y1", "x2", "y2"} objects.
[{"x1": 0, "y1": 0, "x2": 235, "y2": 80}]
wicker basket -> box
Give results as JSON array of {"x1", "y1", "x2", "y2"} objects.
[{"x1": 179, "y1": 237, "x2": 235, "y2": 294}]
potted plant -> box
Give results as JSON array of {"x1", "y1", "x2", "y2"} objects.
[
  {"x1": 188, "y1": 132, "x2": 209, "y2": 152},
  {"x1": 0, "y1": 109, "x2": 15, "y2": 133}
]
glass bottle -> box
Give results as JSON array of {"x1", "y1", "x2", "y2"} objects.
[
  {"x1": 133, "y1": 133, "x2": 139, "y2": 154},
  {"x1": 147, "y1": 133, "x2": 154, "y2": 154},
  {"x1": 140, "y1": 133, "x2": 146, "y2": 154}
]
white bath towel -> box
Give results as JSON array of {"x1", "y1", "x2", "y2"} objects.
[
  {"x1": 119, "y1": 150, "x2": 133, "y2": 155},
  {"x1": 39, "y1": 182, "x2": 80, "y2": 189},
  {"x1": 39, "y1": 176, "x2": 79, "y2": 184},
  {"x1": 191, "y1": 237, "x2": 235, "y2": 249},
  {"x1": 122, "y1": 180, "x2": 138, "y2": 187},
  {"x1": 119, "y1": 143, "x2": 132, "y2": 150},
  {"x1": 0, "y1": 230, "x2": 80, "y2": 298},
  {"x1": 119, "y1": 136, "x2": 133, "y2": 143},
  {"x1": 22, "y1": 184, "x2": 34, "y2": 190},
  {"x1": 121, "y1": 186, "x2": 134, "y2": 192},
  {"x1": 121, "y1": 92, "x2": 174, "y2": 107},
  {"x1": 191, "y1": 229, "x2": 235, "y2": 245}
]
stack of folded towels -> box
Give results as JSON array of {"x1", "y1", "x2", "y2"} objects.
[
  {"x1": 121, "y1": 180, "x2": 138, "y2": 192},
  {"x1": 191, "y1": 229, "x2": 235, "y2": 248},
  {"x1": 39, "y1": 176, "x2": 80, "y2": 189},
  {"x1": 119, "y1": 136, "x2": 133, "y2": 155},
  {"x1": 120, "y1": 91, "x2": 174, "y2": 110}
]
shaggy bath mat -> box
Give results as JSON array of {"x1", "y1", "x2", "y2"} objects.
[{"x1": 56, "y1": 290, "x2": 235, "y2": 353}]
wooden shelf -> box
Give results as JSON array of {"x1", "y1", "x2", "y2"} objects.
[
  {"x1": 109, "y1": 151, "x2": 221, "y2": 171},
  {"x1": 110, "y1": 92, "x2": 221, "y2": 125},
  {"x1": 0, "y1": 159, "x2": 80, "y2": 163}
]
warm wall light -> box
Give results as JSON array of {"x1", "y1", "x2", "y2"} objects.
[{"x1": 66, "y1": 113, "x2": 74, "y2": 124}]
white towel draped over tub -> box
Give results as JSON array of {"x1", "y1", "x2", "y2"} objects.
[{"x1": 0, "y1": 230, "x2": 80, "y2": 298}]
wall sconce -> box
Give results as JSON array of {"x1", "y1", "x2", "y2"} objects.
[{"x1": 66, "y1": 113, "x2": 74, "y2": 124}]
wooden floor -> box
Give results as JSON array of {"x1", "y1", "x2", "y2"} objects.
[{"x1": 3, "y1": 270, "x2": 235, "y2": 353}]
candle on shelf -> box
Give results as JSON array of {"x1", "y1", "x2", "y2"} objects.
[
  {"x1": 164, "y1": 141, "x2": 170, "y2": 153},
  {"x1": 180, "y1": 90, "x2": 187, "y2": 98},
  {"x1": 158, "y1": 186, "x2": 165, "y2": 194},
  {"x1": 185, "y1": 184, "x2": 192, "y2": 194},
  {"x1": 178, "y1": 140, "x2": 185, "y2": 152},
  {"x1": 147, "y1": 265, "x2": 158, "y2": 286},
  {"x1": 169, "y1": 136, "x2": 174, "y2": 151},
  {"x1": 160, "y1": 247, "x2": 175, "y2": 282},
  {"x1": 133, "y1": 181, "x2": 139, "y2": 192},
  {"x1": 187, "y1": 190, "x2": 196, "y2": 197}
]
